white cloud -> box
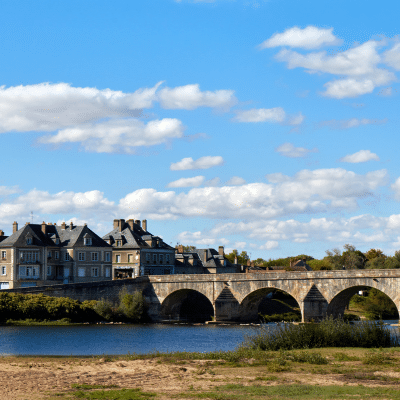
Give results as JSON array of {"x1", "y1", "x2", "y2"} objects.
[
  {"x1": 319, "y1": 118, "x2": 387, "y2": 130},
  {"x1": 170, "y1": 156, "x2": 224, "y2": 171},
  {"x1": 391, "y1": 178, "x2": 400, "y2": 200},
  {"x1": 226, "y1": 176, "x2": 246, "y2": 185},
  {"x1": 259, "y1": 26, "x2": 342, "y2": 50},
  {"x1": 167, "y1": 176, "x2": 205, "y2": 188},
  {"x1": 287, "y1": 112, "x2": 305, "y2": 126},
  {"x1": 260, "y1": 241, "x2": 279, "y2": 250},
  {"x1": 272, "y1": 38, "x2": 398, "y2": 98},
  {"x1": 158, "y1": 84, "x2": 237, "y2": 110},
  {"x1": 204, "y1": 177, "x2": 221, "y2": 187},
  {"x1": 276, "y1": 142, "x2": 318, "y2": 158},
  {"x1": 339, "y1": 150, "x2": 380, "y2": 163},
  {"x1": 39, "y1": 118, "x2": 185, "y2": 153},
  {"x1": 233, "y1": 107, "x2": 286, "y2": 123},
  {"x1": 118, "y1": 168, "x2": 387, "y2": 221},
  {"x1": 383, "y1": 42, "x2": 400, "y2": 70},
  {"x1": 0, "y1": 82, "x2": 163, "y2": 133}
]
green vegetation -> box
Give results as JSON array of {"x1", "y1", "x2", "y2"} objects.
[
  {"x1": 0, "y1": 288, "x2": 148, "y2": 325},
  {"x1": 55, "y1": 385, "x2": 156, "y2": 399},
  {"x1": 244, "y1": 318, "x2": 398, "y2": 350},
  {"x1": 179, "y1": 383, "x2": 400, "y2": 400},
  {"x1": 259, "y1": 312, "x2": 301, "y2": 323}
]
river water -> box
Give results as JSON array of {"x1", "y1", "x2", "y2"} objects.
[{"x1": 0, "y1": 324, "x2": 261, "y2": 356}]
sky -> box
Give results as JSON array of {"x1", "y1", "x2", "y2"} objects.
[{"x1": 0, "y1": 0, "x2": 399, "y2": 260}]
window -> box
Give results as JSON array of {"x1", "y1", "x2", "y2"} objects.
[
  {"x1": 84, "y1": 237, "x2": 92, "y2": 246},
  {"x1": 65, "y1": 252, "x2": 70, "y2": 261},
  {"x1": 47, "y1": 266, "x2": 51, "y2": 276},
  {"x1": 166, "y1": 254, "x2": 170, "y2": 264},
  {"x1": 78, "y1": 267, "x2": 85, "y2": 277},
  {"x1": 117, "y1": 240, "x2": 122, "y2": 246},
  {"x1": 105, "y1": 252, "x2": 111, "y2": 262},
  {"x1": 116, "y1": 254, "x2": 121, "y2": 263},
  {"x1": 105, "y1": 267, "x2": 111, "y2": 278},
  {"x1": 78, "y1": 252, "x2": 85, "y2": 261},
  {"x1": 48, "y1": 251, "x2": 52, "y2": 258},
  {"x1": 26, "y1": 237, "x2": 32, "y2": 245},
  {"x1": 55, "y1": 238, "x2": 60, "y2": 245},
  {"x1": 1, "y1": 266, "x2": 6, "y2": 275},
  {"x1": 91, "y1": 252, "x2": 99, "y2": 262},
  {"x1": 91, "y1": 267, "x2": 99, "y2": 277},
  {"x1": 159, "y1": 254, "x2": 164, "y2": 264},
  {"x1": 1, "y1": 251, "x2": 6, "y2": 259},
  {"x1": 153, "y1": 254, "x2": 157, "y2": 264},
  {"x1": 146, "y1": 253, "x2": 150, "y2": 263},
  {"x1": 19, "y1": 251, "x2": 39, "y2": 262},
  {"x1": 128, "y1": 254, "x2": 133, "y2": 263},
  {"x1": 55, "y1": 251, "x2": 59, "y2": 260}
]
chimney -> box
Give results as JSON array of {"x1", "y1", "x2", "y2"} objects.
[
  {"x1": 61, "y1": 222, "x2": 66, "y2": 230},
  {"x1": 113, "y1": 219, "x2": 119, "y2": 230},
  {"x1": 70, "y1": 221, "x2": 73, "y2": 230},
  {"x1": 142, "y1": 219, "x2": 147, "y2": 231},
  {"x1": 177, "y1": 245, "x2": 184, "y2": 254},
  {"x1": 41, "y1": 221, "x2": 46, "y2": 234},
  {"x1": 234, "y1": 256, "x2": 238, "y2": 264},
  {"x1": 13, "y1": 221, "x2": 18, "y2": 233},
  {"x1": 203, "y1": 250, "x2": 208, "y2": 263},
  {"x1": 119, "y1": 219, "x2": 125, "y2": 232},
  {"x1": 247, "y1": 260, "x2": 251, "y2": 267},
  {"x1": 218, "y1": 246, "x2": 224, "y2": 256},
  {"x1": 127, "y1": 219, "x2": 134, "y2": 230},
  {"x1": 134, "y1": 219, "x2": 140, "y2": 228},
  {"x1": 0, "y1": 230, "x2": 3, "y2": 236}
]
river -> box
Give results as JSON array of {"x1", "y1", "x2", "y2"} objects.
[{"x1": 0, "y1": 323, "x2": 261, "y2": 356}]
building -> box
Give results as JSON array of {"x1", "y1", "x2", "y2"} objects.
[
  {"x1": 0, "y1": 221, "x2": 113, "y2": 289},
  {"x1": 103, "y1": 219, "x2": 176, "y2": 278},
  {"x1": 175, "y1": 245, "x2": 240, "y2": 274}
]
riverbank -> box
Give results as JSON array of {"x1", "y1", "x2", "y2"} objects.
[{"x1": 2, "y1": 347, "x2": 400, "y2": 399}]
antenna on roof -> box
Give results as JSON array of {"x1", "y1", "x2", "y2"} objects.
[{"x1": 30, "y1": 211, "x2": 33, "y2": 224}]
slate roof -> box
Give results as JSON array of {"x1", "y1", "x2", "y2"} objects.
[
  {"x1": 176, "y1": 248, "x2": 235, "y2": 270},
  {"x1": 103, "y1": 222, "x2": 174, "y2": 250},
  {"x1": 0, "y1": 223, "x2": 111, "y2": 248}
]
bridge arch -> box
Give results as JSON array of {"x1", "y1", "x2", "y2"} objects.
[
  {"x1": 238, "y1": 287, "x2": 302, "y2": 322},
  {"x1": 160, "y1": 289, "x2": 214, "y2": 322},
  {"x1": 327, "y1": 285, "x2": 400, "y2": 319}
]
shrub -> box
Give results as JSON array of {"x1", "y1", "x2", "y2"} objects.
[
  {"x1": 243, "y1": 317, "x2": 398, "y2": 350},
  {"x1": 118, "y1": 287, "x2": 147, "y2": 322},
  {"x1": 94, "y1": 298, "x2": 115, "y2": 321}
]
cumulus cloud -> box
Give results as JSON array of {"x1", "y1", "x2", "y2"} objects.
[
  {"x1": 259, "y1": 26, "x2": 342, "y2": 50},
  {"x1": 204, "y1": 177, "x2": 221, "y2": 187},
  {"x1": 391, "y1": 178, "x2": 400, "y2": 200},
  {"x1": 167, "y1": 176, "x2": 205, "y2": 188},
  {"x1": 339, "y1": 150, "x2": 380, "y2": 163},
  {"x1": 319, "y1": 118, "x2": 387, "y2": 130},
  {"x1": 118, "y1": 168, "x2": 387, "y2": 221},
  {"x1": 233, "y1": 107, "x2": 286, "y2": 123},
  {"x1": 158, "y1": 84, "x2": 237, "y2": 110},
  {"x1": 170, "y1": 156, "x2": 224, "y2": 171},
  {"x1": 287, "y1": 112, "x2": 305, "y2": 126},
  {"x1": 0, "y1": 82, "x2": 163, "y2": 133},
  {"x1": 226, "y1": 176, "x2": 246, "y2": 185},
  {"x1": 266, "y1": 33, "x2": 400, "y2": 98},
  {"x1": 39, "y1": 118, "x2": 185, "y2": 153},
  {"x1": 276, "y1": 142, "x2": 318, "y2": 158}
]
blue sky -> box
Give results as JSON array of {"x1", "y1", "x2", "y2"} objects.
[{"x1": 1, "y1": 0, "x2": 400, "y2": 260}]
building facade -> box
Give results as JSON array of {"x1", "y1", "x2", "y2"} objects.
[
  {"x1": 103, "y1": 219, "x2": 176, "y2": 278},
  {"x1": 0, "y1": 221, "x2": 112, "y2": 289}
]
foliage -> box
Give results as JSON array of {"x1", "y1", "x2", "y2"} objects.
[
  {"x1": 365, "y1": 248, "x2": 387, "y2": 261},
  {"x1": 307, "y1": 259, "x2": 332, "y2": 271},
  {"x1": 324, "y1": 244, "x2": 366, "y2": 270},
  {"x1": 118, "y1": 287, "x2": 147, "y2": 322},
  {"x1": 225, "y1": 249, "x2": 250, "y2": 265},
  {"x1": 175, "y1": 244, "x2": 197, "y2": 252},
  {"x1": 259, "y1": 312, "x2": 301, "y2": 323},
  {"x1": 94, "y1": 298, "x2": 115, "y2": 321},
  {"x1": 243, "y1": 318, "x2": 398, "y2": 350}
]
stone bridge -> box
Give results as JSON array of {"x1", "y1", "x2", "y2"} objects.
[{"x1": 6, "y1": 269, "x2": 400, "y2": 322}]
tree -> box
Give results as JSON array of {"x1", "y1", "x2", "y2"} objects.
[
  {"x1": 365, "y1": 248, "x2": 386, "y2": 261},
  {"x1": 324, "y1": 244, "x2": 366, "y2": 270}
]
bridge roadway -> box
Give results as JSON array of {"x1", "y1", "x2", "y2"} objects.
[{"x1": 5, "y1": 269, "x2": 400, "y2": 322}]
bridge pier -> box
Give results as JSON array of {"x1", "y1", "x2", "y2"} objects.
[{"x1": 300, "y1": 284, "x2": 329, "y2": 322}]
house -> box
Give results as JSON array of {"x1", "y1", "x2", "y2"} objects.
[
  {"x1": 0, "y1": 221, "x2": 113, "y2": 289},
  {"x1": 103, "y1": 219, "x2": 176, "y2": 278},
  {"x1": 175, "y1": 245, "x2": 240, "y2": 274}
]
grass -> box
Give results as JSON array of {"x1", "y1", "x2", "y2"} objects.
[
  {"x1": 52, "y1": 385, "x2": 156, "y2": 399},
  {"x1": 179, "y1": 383, "x2": 400, "y2": 399}
]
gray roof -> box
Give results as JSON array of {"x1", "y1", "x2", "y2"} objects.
[
  {"x1": 103, "y1": 222, "x2": 174, "y2": 250},
  {"x1": 0, "y1": 223, "x2": 111, "y2": 249}
]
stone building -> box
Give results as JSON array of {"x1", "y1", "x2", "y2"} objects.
[
  {"x1": 174, "y1": 245, "x2": 240, "y2": 274},
  {"x1": 0, "y1": 221, "x2": 112, "y2": 289},
  {"x1": 103, "y1": 219, "x2": 176, "y2": 278}
]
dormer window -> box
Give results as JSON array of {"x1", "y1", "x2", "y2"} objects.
[
  {"x1": 117, "y1": 240, "x2": 122, "y2": 247},
  {"x1": 55, "y1": 238, "x2": 60, "y2": 245},
  {"x1": 26, "y1": 237, "x2": 32, "y2": 245},
  {"x1": 84, "y1": 237, "x2": 92, "y2": 246}
]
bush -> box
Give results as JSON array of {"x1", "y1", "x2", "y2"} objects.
[
  {"x1": 259, "y1": 312, "x2": 301, "y2": 323},
  {"x1": 243, "y1": 318, "x2": 398, "y2": 350},
  {"x1": 94, "y1": 298, "x2": 115, "y2": 321},
  {"x1": 118, "y1": 287, "x2": 147, "y2": 322}
]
